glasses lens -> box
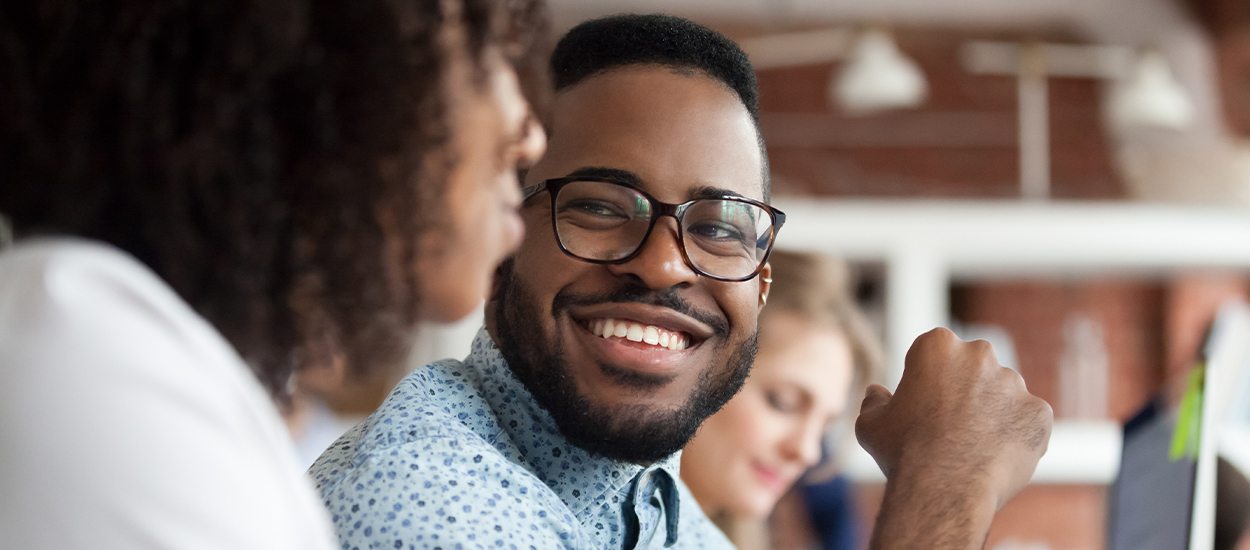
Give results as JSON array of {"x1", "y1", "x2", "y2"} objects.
[
  {"x1": 553, "y1": 180, "x2": 653, "y2": 261},
  {"x1": 682, "y1": 199, "x2": 774, "y2": 280}
]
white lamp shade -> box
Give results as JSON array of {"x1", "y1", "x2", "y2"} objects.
[
  {"x1": 1109, "y1": 50, "x2": 1194, "y2": 131},
  {"x1": 833, "y1": 28, "x2": 928, "y2": 114}
]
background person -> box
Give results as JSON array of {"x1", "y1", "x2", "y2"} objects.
[{"x1": 682, "y1": 249, "x2": 883, "y2": 549}]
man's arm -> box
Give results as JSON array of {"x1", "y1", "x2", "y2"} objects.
[{"x1": 857, "y1": 328, "x2": 1054, "y2": 549}]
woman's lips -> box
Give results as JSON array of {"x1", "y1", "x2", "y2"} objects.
[{"x1": 751, "y1": 462, "x2": 789, "y2": 493}]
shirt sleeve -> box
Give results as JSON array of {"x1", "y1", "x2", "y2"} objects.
[{"x1": 0, "y1": 243, "x2": 337, "y2": 550}]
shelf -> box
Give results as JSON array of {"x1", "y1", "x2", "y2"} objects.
[
  {"x1": 772, "y1": 198, "x2": 1250, "y2": 278},
  {"x1": 843, "y1": 419, "x2": 1123, "y2": 485},
  {"x1": 771, "y1": 198, "x2": 1250, "y2": 389}
]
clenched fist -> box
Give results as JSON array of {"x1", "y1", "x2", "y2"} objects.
[{"x1": 857, "y1": 328, "x2": 1054, "y2": 549}]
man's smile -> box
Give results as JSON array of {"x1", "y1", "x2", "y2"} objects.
[
  {"x1": 566, "y1": 302, "x2": 718, "y2": 378},
  {"x1": 584, "y1": 318, "x2": 690, "y2": 351}
]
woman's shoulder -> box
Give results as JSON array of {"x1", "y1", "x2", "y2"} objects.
[
  {"x1": 0, "y1": 237, "x2": 337, "y2": 549},
  {"x1": 0, "y1": 236, "x2": 295, "y2": 432},
  {"x1": 0, "y1": 237, "x2": 200, "y2": 342},
  {"x1": 0, "y1": 238, "x2": 246, "y2": 388}
]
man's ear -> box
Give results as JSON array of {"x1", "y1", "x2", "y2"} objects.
[{"x1": 758, "y1": 262, "x2": 773, "y2": 308}]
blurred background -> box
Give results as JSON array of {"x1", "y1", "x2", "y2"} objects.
[
  {"x1": 1, "y1": 0, "x2": 1246, "y2": 548},
  {"x1": 412, "y1": 0, "x2": 1250, "y2": 548}
]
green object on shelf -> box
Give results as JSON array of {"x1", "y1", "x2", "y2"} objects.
[{"x1": 1169, "y1": 364, "x2": 1205, "y2": 462}]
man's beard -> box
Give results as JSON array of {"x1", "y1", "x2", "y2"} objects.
[{"x1": 491, "y1": 261, "x2": 759, "y2": 464}]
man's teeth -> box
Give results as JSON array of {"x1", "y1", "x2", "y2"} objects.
[{"x1": 589, "y1": 318, "x2": 690, "y2": 351}]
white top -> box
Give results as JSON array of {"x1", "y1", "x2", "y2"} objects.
[{"x1": 0, "y1": 239, "x2": 337, "y2": 550}]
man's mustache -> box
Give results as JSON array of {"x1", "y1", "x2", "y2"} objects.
[{"x1": 551, "y1": 285, "x2": 730, "y2": 337}]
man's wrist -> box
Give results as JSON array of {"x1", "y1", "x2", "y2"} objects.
[{"x1": 871, "y1": 453, "x2": 997, "y2": 550}]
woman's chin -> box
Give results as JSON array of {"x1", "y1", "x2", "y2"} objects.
[
  {"x1": 729, "y1": 493, "x2": 780, "y2": 521},
  {"x1": 418, "y1": 288, "x2": 486, "y2": 324}
]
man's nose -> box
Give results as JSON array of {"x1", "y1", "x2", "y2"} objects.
[{"x1": 605, "y1": 218, "x2": 699, "y2": 289}]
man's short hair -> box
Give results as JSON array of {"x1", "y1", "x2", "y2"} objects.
[{"x1": 549, "y1": 14, "x2": 771, "y2": 199}]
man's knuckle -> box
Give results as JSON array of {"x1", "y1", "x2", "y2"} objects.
[
  {"x1": 1034, "y1": 397, "x2": 1055, "y2": 424},
  {"x1": 917, "y1": 327, "x2": 953, "y2": 346},
  {"x1": 997, "y1": 366, "x2": 1026, "y2": 388}
]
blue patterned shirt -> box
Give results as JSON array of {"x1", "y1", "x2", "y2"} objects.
[{"x1": 310, "y1": 329, "x2": 733, "y2": 549}]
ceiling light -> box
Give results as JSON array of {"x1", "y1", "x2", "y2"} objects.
[
  {"x1": 1109, "y1": 50, "x2": 1194, "y2": 131},
  {"x1": 832, "y1": 28, "x2": 928, "y2": 114}
]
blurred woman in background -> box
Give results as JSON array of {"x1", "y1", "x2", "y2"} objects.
[
  {"x1": 0, "y1": 0, "x2": 547, "y2": 547},
  {"x1": 681, "y1": 249, "x2": 883, "y2": 549}
]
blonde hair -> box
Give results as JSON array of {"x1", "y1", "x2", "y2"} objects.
[{"x1": 763, "y1": 249, "x2": 883, "y2": 396}]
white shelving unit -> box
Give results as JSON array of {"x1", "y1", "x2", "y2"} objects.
[
  {"x1": 842, "y1": 419, "x2": 1123, "y2": 484},
  {"x1": 772, "y1": 198, "x2": 1250, "y2": 484}
]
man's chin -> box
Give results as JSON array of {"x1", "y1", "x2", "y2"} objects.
[
  {"x1": 525, "y1": 335, "x2": 755, "y2": 464},
  {"x1": 554, "y1": 399, "x2": 702, "y2": 464}
]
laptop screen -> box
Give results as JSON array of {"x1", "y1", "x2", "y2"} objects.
[{"x1": 1109, "y1": 400, "x2": 1198, "y2": 550}]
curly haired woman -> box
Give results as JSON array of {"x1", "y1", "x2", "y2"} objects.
[{"x1": 0, "y1": 0, "x2": 548, "y2": 547}]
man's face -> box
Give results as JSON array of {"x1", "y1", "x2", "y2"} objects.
[{"x1": 489, "y1": 66, "x2": 771, "y2": 463}]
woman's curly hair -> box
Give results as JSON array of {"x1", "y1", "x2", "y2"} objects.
[{"x1": 0, "y1": 0, "x2": 551, "y2": 403}]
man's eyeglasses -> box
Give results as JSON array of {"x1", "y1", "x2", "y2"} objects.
[{"x1": 521, "y1": 176, "x2": 786, "y2": 282}]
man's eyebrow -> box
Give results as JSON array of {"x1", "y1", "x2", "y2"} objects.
[
  {"x1": 689, "y1": 185, "x2": 748, "y2": 201},
  {"x1": 565, "y1": 166, "x2": 645, "y2": 188}
]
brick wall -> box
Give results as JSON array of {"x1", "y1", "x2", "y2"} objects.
[
  {"x1": 752, "y1": 28, "x2": 1126, "y2": 200},
  {"x1": 952, "y1": 279, "x2": 1167, "y2": 422}
]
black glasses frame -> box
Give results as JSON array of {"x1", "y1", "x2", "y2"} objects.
[{"x1": 522, "y1": 176, "x2": 786, "y2": 282}]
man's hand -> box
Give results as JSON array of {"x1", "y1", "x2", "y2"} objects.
[{"x1": 857, "y1": 328, "x2": 1053, "y2": 549}]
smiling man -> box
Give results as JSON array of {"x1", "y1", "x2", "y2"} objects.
[
  {"x1": 490, "y1": 28, "x2": 778, "y2": 469},
  {"x1": 312, "y1": 13, "x2": 1052, "y2": 549}
]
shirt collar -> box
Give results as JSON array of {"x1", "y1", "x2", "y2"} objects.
[{"x1": 465, "y1": 328, "x2": 683, "y2": 538}]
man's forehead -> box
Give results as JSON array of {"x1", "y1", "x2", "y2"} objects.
[{"x1": 534, "y1": 66, "x2": 765, "y2": 202}]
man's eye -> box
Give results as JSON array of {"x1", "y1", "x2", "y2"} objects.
[
  {"x1": 564, "y1": 199, "x2": 628, "y2": 218},
  {"x1": 687, "y1": 221, "x2": 746, "y2": 242}
]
